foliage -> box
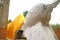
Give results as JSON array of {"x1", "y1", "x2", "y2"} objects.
[
  {"x1": 8, "y1": 20, "x2": 12, "y2": 23},
  {"x1": 51, "y1": 24, "x2": 60, "y2": 30},
  {"x1": 23, "y1": 11, "x2": 28, "y2": 17}
]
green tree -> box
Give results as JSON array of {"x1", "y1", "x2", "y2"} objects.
[
  {"x1": 51, "y1": 24, "x2": 60, "y2": 30},
  {"x1": 23, "y1": 11, "x2": 28, "y2": 17}
]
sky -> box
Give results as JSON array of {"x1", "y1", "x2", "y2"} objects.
[{"x1": 8, "y1": 0, "x2": 60, "y2": 24}]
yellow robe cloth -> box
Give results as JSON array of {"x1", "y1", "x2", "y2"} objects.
[{"x1": 6, "y1": 14, "x2": 25, "y2": 39}]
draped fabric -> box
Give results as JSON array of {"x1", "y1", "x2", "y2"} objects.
[{"x1": 24, "y1": 22, "x2": 57, "y2": 40}]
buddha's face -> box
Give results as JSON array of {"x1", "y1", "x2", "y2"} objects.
[{"x1": 40, "y1": 5, "x2": 53, "y2": 26}]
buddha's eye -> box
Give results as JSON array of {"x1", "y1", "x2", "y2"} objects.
[{"x1": 43, "y1": 5, "x2": 47, "y2": 10}]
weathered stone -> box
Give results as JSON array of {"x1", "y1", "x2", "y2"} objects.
[{"x1": 0, "y1": 0, "x2": 10, "y2": 39}]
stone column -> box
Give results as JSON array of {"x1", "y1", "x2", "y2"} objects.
[{"x1": 0, "y1": 0, "x2": 10, "y2": 40}]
